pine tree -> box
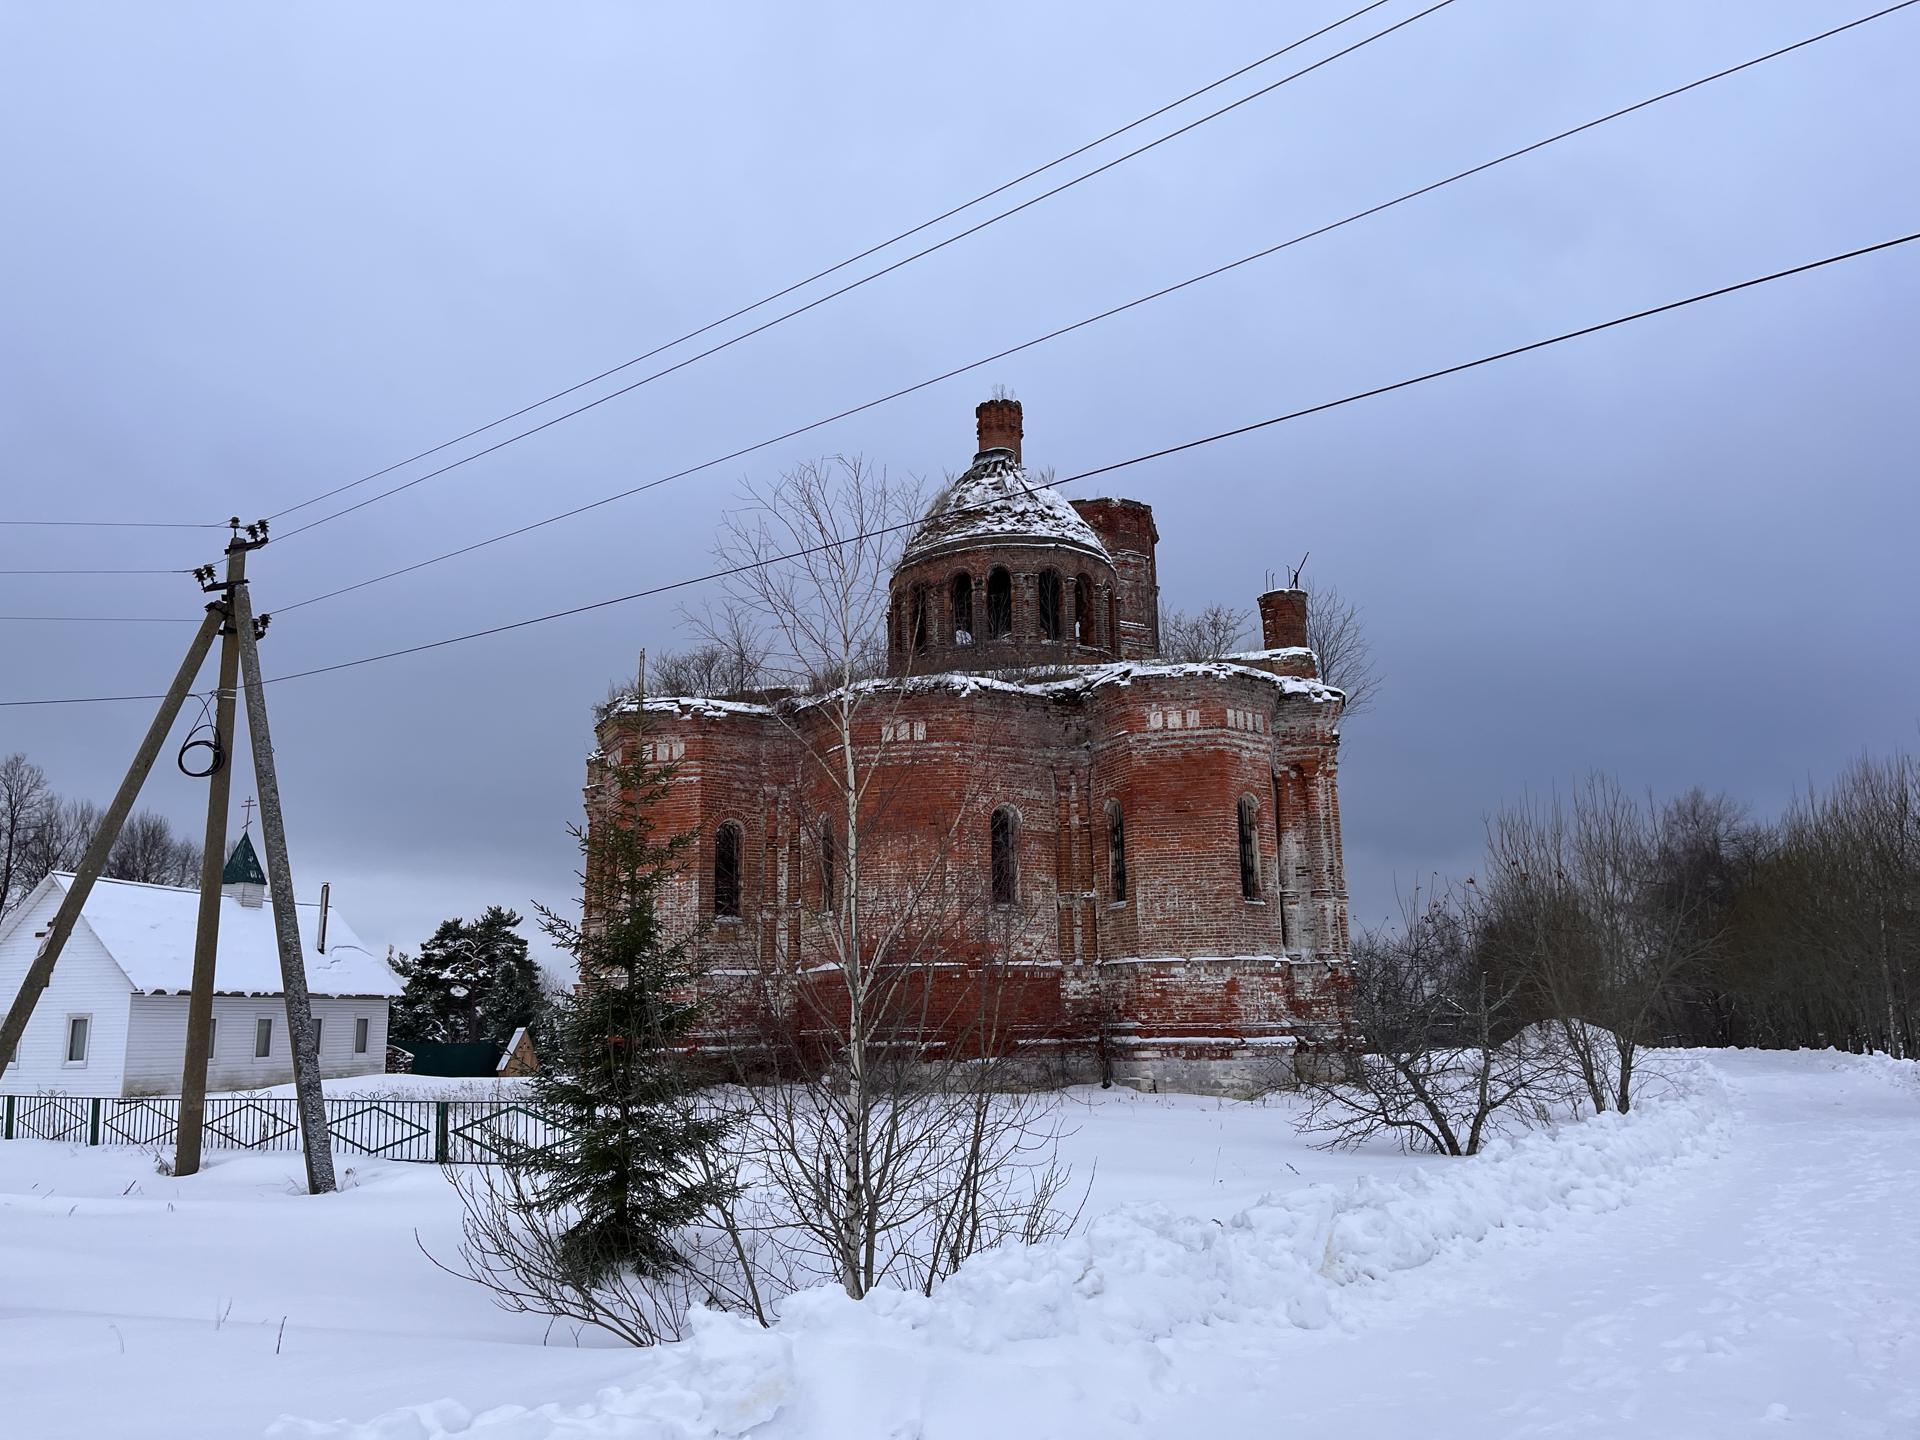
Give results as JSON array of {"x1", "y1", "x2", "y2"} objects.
[
  {"x1": 525, "y1": 731, "x2": 735, "y2": 1285},
  {"x1": 391, "y1": 905, "x2": 545, "y2": 1051}
]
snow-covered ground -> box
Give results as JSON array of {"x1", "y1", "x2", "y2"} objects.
[{"x1": 2, "y1": 1051, "x2": 1914, "y2": 1439}]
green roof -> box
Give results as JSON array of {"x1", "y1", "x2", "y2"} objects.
[
  {"x1": 222, "y1": 832, "x2": 267, "y2": 886},
  {"x1": 391, "y1": 1040, "x2": 504, "y2": 1077}
]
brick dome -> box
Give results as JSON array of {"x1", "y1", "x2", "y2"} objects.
[
  {"x1": 901, "y1": 451, "x2": 1110, "y2": 566},
  {"x1": 888, "y1": 400, "x2": 1124, "y2": 675}
]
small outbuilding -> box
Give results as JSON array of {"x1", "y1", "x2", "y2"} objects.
[
  {"x1": 388, "y1": 1026, "x2": 539, "y2": 1079},
  {"x1": 0, "y1": 837, "x2": 399, "y2": 1097}
]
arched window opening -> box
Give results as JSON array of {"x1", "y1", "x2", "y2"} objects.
[
  {"x1": 1075, "y1": 574, "x2": 1093, "y2": 645},
  {"x1": 817, "y1": 822, "x2": 837, "y2": 913},
  {"x1": 1107, "y1": 801, "x2": 1127, "y2": 902},
  {"x1": 1037, "y1": 569, "x2": 1062, "y2": 641},
  {"x1": 910, "y1": 584, "x2": 930, "y2": 655},
  {"x1": 1272, "y1": 772, "x2": 1290, "y2": 948},
  {"x1": 950, "y1": 572, "x2": 974, "y2": 645},
  {"x1": 1107, "y1": 593, "x2": 1120, "y2": 654},
  {"x1": 985, "y1": 567, "x2": 1013, "y2": 638},
  {"x1": 991, "y1": 807, "x2": 1019, "y2": 906},
  {"x1": 1237, "y1": 797, "x2": 1261, "y2": 901},
  {"x1": 714, "y1": 821, "x2": 743, "y2": 918}
]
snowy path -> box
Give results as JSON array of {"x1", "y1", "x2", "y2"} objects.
[{"x1": 1152, "y1": 1052, "x2": 1920, "y2": 1439}]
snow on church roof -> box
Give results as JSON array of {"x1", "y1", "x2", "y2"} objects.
[
  {"x1": 901, "y1": 451, "x2": 1109, "y2": 564},
  {"x1": 43, "y1": 873, "x2": 400, "y2": 998}
]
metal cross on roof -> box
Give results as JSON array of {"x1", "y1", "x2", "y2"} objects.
[{"x1": 240, "y1": 797, "x2": 255, "y2": 832}]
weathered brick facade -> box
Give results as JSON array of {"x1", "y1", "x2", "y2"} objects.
[{"x1": 593, "y1": 400, "x2": 1351, "y2": 1094}]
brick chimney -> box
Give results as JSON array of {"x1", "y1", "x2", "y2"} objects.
[
  {"x1": 1257, "y1": 588, "x2": 1308, "y2": 650},
  {"x1": 975, "y1": 396, "x2": 1023, "y2": 461}
]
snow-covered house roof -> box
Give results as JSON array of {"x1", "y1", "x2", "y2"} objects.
[
  {"x1": 901, "y1": 452, "x2": 1110, "y2": 565},
  {"x1": 19, "y1": 873, "x2": 400, "y2": 998}
]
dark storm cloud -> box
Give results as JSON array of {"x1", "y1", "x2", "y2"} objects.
[{"x1": 3, "y1": 0, "x2": 1916, "y2": 960}]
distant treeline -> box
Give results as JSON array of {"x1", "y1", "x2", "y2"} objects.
[
  {"x1": 1376, "y1": 746, "x2": 1919, "y2": 1066},
  {"x1": 0, "y1": 752, "x2": 203, "y2": 914}
]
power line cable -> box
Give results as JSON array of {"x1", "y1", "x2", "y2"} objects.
[
  {"x1": 270, "y1": 0, "x2": 1918, "y2": 617},
  {"x1": 8, "y1": 228, "x2": 1910, "y2": 709},
  {"x1": 266, "y1": 0, "x2": 1459, "y2": 542},
  {"x1": 0, "y1": 518, "x2": 223, "y2": 529},
  {"x1": 0, "y1": 614, "x2": 199, "y2": 623},
  {"x1": 260, "y1": 0, "x2": 1404, "y2": 528},
  {"x1": 0, "y1": 566, "x2": 190, "y2": 576}
]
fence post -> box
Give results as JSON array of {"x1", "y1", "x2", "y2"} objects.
[
  {"x1": 434, "y1": 1102, "x2": 449, "y2": 1164},
  {"x1": 88, "y1": 1097, "x2": 102, "y2": 1146}
]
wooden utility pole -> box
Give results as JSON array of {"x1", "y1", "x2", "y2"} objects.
[
  {"x1": 0, "y1": 607, "x2": 223, "y2": 1065},
  {"x1": 230, "y1": 579, "x2": 337, "y2": 1195},
  {"x1": 174, "y1": 526, "x2": 250, "y2": 1177}
]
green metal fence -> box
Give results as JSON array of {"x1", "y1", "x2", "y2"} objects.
[{"x1": 0, "y1": 1093, "x2": 562, "y2": 1163}]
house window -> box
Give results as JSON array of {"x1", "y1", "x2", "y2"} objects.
[
  {"x1": 713, "y1": 821, "x2": 744, "y2": 918},
  {"x1": 354, "y1": 1017, "x2": 370, "y2": 1055},
  {"x1": 1238, "y1": 796, "x2": 1261, "y2": 901},
  {"x1": 255, "y1": 1017, "x2": 274, "y2": 1059},
  {"x1": 950, "y1": 572, "x2": 974, "y2": 644},
  {"x1": 985, "y1": 567, "x2": 1013, "y2": 638},
  {"x1": 64, "y1": 1015, "x2": 91, "y2": 1066},
  {"x1": 1075, "y1": 574, "x2": 1094, "y2": 645},
  {"x1": 991, "y1": 807, "x2": 1018, "y2": 906},
  {"x1": 818, "y1": 822, "x2": 837, "y2": 913},
  {"x1": 1107, "y1": 801, "x2": 1127, "y2": 903},
  {"x1": 1037, "y1": 569, "x2": 1062, "y2": 640}
]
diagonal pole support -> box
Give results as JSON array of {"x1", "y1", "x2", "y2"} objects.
[{"x1": 0, "y1": 607, "x2": 223, "y2": 1067}]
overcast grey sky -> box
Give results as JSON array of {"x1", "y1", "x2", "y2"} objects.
[{"x1": 3, "y1": 0, "x2": 1916, "y2": 965}]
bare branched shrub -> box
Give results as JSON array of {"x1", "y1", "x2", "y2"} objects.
[
  {"x1": 429, "y1": 1153, "x2": 767, "y2": 1346},
  {"x1": 1290, "y1": 886, "x2": 1581, "y2": 1154},
  {"x1": 1157, "y1": 603, "x2": 1249, "y2": 662},
  {"x1": 656, "y1": 606, "x2": 771, "y2": 698}
]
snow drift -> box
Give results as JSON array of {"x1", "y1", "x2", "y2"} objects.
[{"x1": 276, "y1": 1061, "x2": 1730, "y2": 1440}]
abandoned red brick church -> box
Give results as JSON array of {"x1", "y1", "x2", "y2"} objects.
[{"x1": 596, "y1": 397, "x2": 1351, "y2": 1093}]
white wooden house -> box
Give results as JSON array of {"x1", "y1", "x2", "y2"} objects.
[{"x1": 0, "y1": 838, "x2": 399, "y2": 1097}]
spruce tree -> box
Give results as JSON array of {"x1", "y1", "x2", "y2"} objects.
[
  {"x1": 391, "y1": 905, "x2": 545, "y2": 1051},
  {"x1": 526, "y1": 730, "x2": 734, "y2": 1285}
]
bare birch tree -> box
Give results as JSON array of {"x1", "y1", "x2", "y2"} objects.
[
  {"x1": 1301, "y1": 577, "x2": 1380, "y2": 715},
  {"x1": 697, "y1": 455, "x2": 1078, "y2": 1301}
]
